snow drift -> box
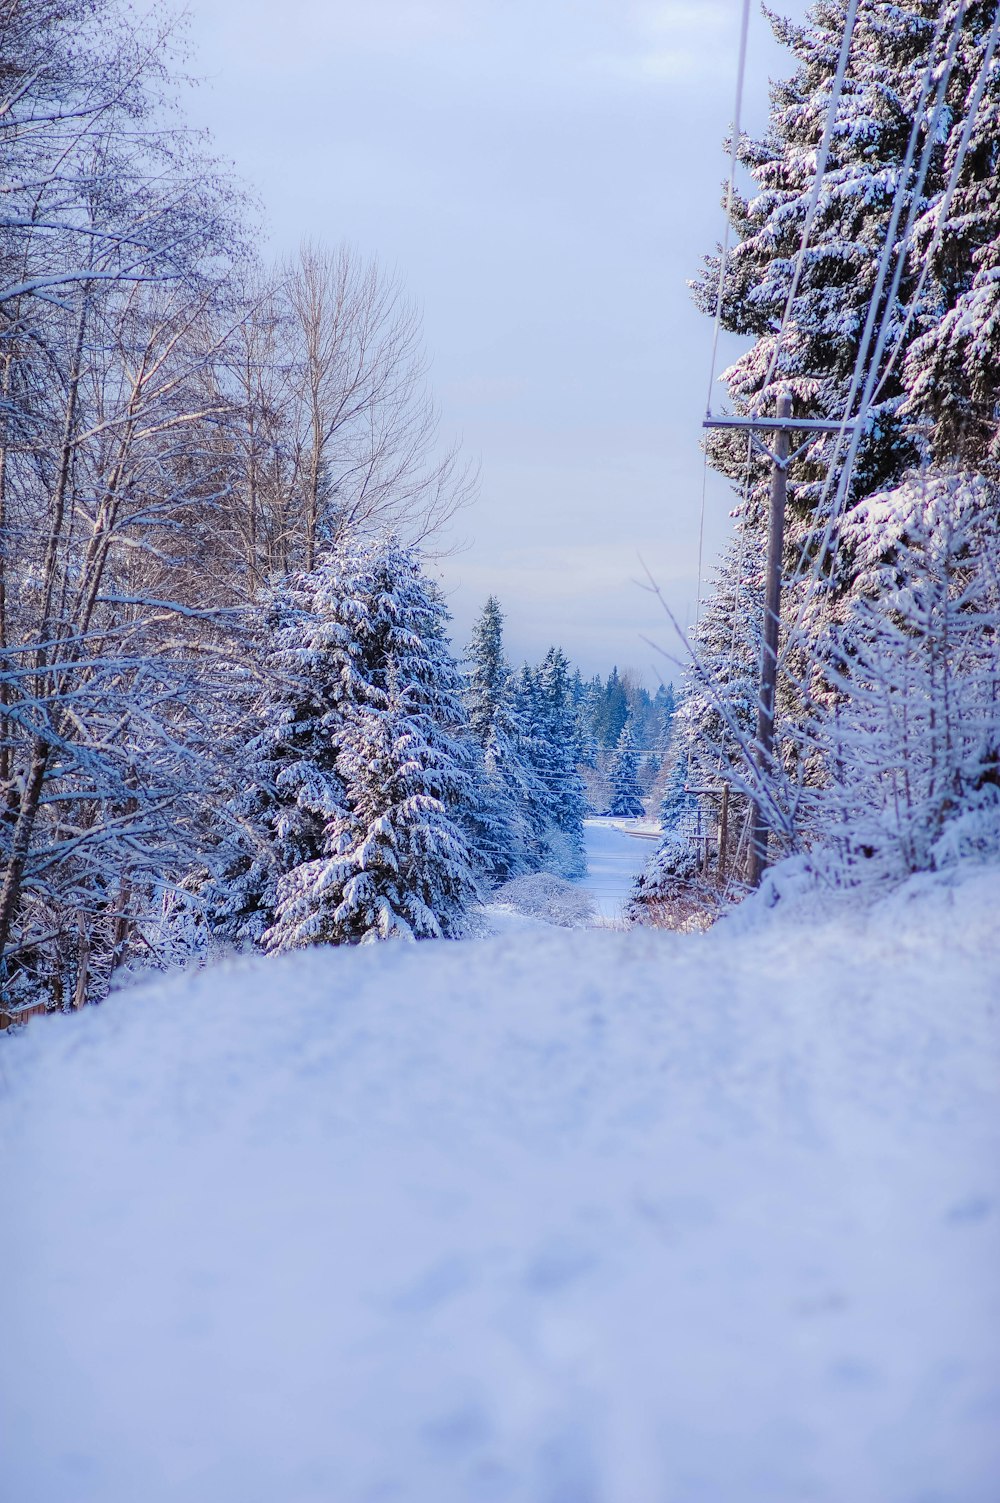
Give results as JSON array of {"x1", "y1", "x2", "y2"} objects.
[{"x1": 2, "y1": 866, "x2": 999, "y2": 1503}]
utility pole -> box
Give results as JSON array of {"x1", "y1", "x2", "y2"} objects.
[
  {"x1": 748, "y1": 388, "x2": 791, "y2": 885},
  {"x1": 703, "y1": 394, "x2": 851, "y2": 887}
]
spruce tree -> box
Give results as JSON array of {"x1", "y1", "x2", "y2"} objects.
[
  {"x1": 598, "y1": 667, "x2": 629, "y2": 750},
  {"x1": 269, "y1": 668, "x2": 480, "y2": 946},
  {"x1": 202, "y1": 575, "x2": 355, "y2": 947},
  {"x1": 690, "y1": 0, "x2": 977, "y2": 644},
  {"x1": 608, "y1": 721, "x2": 645, "y2": 818},
  {"x1": 209, "y1": 535, "x2": 480, "y2": 951},
  {"x1": 462, "y1": 597, "x2": 537, "y2": 884},
  {"x1": 537, "y1": 647, "x2": 588, "y2": 874}
]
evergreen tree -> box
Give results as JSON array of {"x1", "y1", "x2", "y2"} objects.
[
  {"x1": 659, "y1": 743, "x2": 698, "y2": 837},
  {"x1": 462, "y1": 597, "x2": 537, "y2": 884},
  {"x1": 208, "y1": 535, "x2": 480, "y2": 950},
  {"x1": 202, "y1": 576, "x2": 354, "y2": 948},
  {"x1": 652, "y1": 683, "x2": 676, "y2": 752},
  {"x1": 465, "y1": 596, "x2": 507, "y2": 744},
  {"x1": 689, "y1": 0, "x2": 995, "y2": 666},
  {"x1": 530, "y1": 647, "x2": 587, "y2": 877},
  {"x1": 607, "y1": 721, "x2": 645, "y2": 818},
  {"x1": 899, "y1": 11, "x2": 1000, "y2": 470},
  {"x1": 269, "y1": 668, "x2": 479, "y2": 946},
  {"x1": 596, "y1": 667, "x2": 629, "y2": 749}
]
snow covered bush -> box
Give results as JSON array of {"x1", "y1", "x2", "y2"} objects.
[
  {"x1": 489, "y1": 871, "x2": 596, "y2": 928},
  {"x1": 629, "y1": 832, "x2": 719, "y2": 932}
]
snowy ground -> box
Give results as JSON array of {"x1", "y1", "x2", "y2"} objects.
[
  {"x1": 578, "y1": 816, "x2": 659, "y2": 922},
  {"x1": 2, "y1": 866, "x2": 1000, "y2": 1503}
]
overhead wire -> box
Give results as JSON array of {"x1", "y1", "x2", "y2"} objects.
[
  {"x1": 776, "y1": 0, "x2": 972, "y2": 670},
  {"x1": 869, "y1": 7, "x2": 1000, "y2": 409},
  {"x1": 706, "y1": 0, "x2": 859, "y2": 690},
  {"x1": 757, "y1": 0, "x2": 861, "y2": 405},
  {"x1": 697, "y1": 0, "x2": 752, "y2": 619}
]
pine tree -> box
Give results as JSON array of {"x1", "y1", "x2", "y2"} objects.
[
  {"x1": 899, "y1": 10, "x2": 1000, "y2": 471},
  {"x1": 465, "y1": 596, "x2": 506, "y2": 743},
  {"x1": 607, "y1": 721, "x2": 645, "y2": 818},
  {"x1": 659, "y1": 744, "x2": 698, "y2": 837},
  {"x1": 202, "y1": 574, "x2": 355, "y2": 948},
  {"x1": 462, "y1": 597, "x2": 538, "y2": 884},
  {"x1": 268, "y1": 669, "x2": 480, "y2": 946},
  {"x1": 652, "y1": 684, "x2": 676, "y2": 750},
  {"x1": 534, "y1": 647, "x2": 587, "y2": 876},
  {"x1": 597, "y1": 667, "x2": 629, "y2": 750},
  {"x1": 689, "y1": 0, "x2": 991, "y2": 679},
  {"x1": 207, "y1": 535, "x2": 480, "y2": 951}
]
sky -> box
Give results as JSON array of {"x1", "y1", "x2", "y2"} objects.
[{"x1": 184, "y1": 0, "x2": 810, "y2": 679}]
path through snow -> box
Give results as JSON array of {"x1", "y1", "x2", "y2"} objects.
[
  {"x1": 2, "y1": 867, "x2": 999, "y2": 1502},
  {"x1": 578, "y1": 816, "x2": 659, "y2": 922}
]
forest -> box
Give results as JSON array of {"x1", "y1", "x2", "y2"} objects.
[
  {"x1": 4, "y1": 4, "x2": 999, "y2": 1500},
  {"x1": 1, "y1": 0, "x2": 999, "y2": 1010}
]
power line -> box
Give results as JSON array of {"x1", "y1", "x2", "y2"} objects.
[
  {"x1": 697, "y1": 0, "x2": 752, "y2": 618},
  {"x1": 757, "y1": 0, "x2": 861, "y2": 405},
  {"x1": 777, "y1": 0, "x2": 968, "y2": 665},
  {"x1": 870, "y1": 6, "x2": 1000, "y2": 408},
  {"x1": 703, "y1": 0, "x2": 859, "y2": 636},
  {"x1": 704, "y1": 0, "x2": 753, "y2": 420}
]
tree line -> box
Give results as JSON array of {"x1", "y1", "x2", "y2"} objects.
[
  {"x1": 642, "y1": 0, "x2": 1000, "y2": 911},
  {"x1": 0, "y1": 0, "x2": 611, "y2": 1009}
]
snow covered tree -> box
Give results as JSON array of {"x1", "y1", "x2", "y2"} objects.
[
  {"x1": 693, "y1": 1, "x2": 944, "y2": 519},
  {"x1": 465, "y1": 596, "x2": 506, "y2": 743},
  {"x1": 652, "y1": 683, "x2": 676, "y2": 752},
  {"x1": 0, "y1": 0, "x2": 248, "y2": 1001},
  {"x1": 799, "y1": 468, "x2": 1000, "y2": 881},
  {"x1": 461, "y1": 597, "x2": 540, "y2": 884},
  {"x1": 533, "y1": 647, "x2": 587, "y2": 877},
  {"x1": 899, "y1": 11, "x2": 1000, "y2": 470},
  {"x1": 607, "y1": 722, "x2": 645, "y2": 818},
  {"x1": 199, "y1": 577, "x2": 351, "y2": 948},
  {"x1": 268, "y1": 669, "x2": 479, "y2": 947},
  {"x1": 205, "y1": 535, "x2": 480, "y2": 952},
  {"x1": 594, "y1": 667, "x2": 629, "y2": 750},
  {"x1": 682, "y1": 0, "x2": 1000, "y2": 886},
  {"x1": 658, "y1": 743, "x2": 698, "y2": 838}
]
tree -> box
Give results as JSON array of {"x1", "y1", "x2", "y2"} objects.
[
  {"x1": 607, "y1": 722, "x2": 645, "y2": 818},
  {"x1": 284, "y1": 243, "x2": 476, "y2": 563},
  {"x1": 799, "y1": 467, "x2": 1000, "y2": 882},
  {"x1": 220, "y1": 535, "x2": 481, "y2": 952},
  {"x1": 0, "y1": 0, "x2": 247, "y2": 1000},
  {"x1": 532, "y1": 647, "x2": 587, "y2": 877},
  {"x1": 268, "y1": 670, "x2": 479, "y2": 947},
  {"x1": 462, "y1": 597, "x2": 538, "y2": 884},
  {"x1": 595, "y1": 667, "x2": 629, "y2": 750}
]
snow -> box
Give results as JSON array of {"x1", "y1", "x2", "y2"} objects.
[
  {"x1": 2, "y1": 865, "x2": 1000, "y2": 1503},
  {"x1": 577, "y1": 815, "x2": 660, "y2": 922}
]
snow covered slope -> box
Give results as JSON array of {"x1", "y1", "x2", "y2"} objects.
[{"x1": 2, "y1": 869, "x2": 999, "y2": 1503}]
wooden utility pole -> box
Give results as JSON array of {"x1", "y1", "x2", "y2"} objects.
[
  {"x1": 703, "y1": 394, "x2": 851, "y2": 887},
  {"x1": 748, "y1": 389, "x2": 792, "y2": 885}
]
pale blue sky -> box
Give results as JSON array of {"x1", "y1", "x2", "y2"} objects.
[{"x1": 185, "y1": 0, "x2": 809, "y2": 678}]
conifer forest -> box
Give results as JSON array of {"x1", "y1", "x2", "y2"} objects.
[{"x1": 3, "y1": 4, "x2": 999, "y2": 1500}]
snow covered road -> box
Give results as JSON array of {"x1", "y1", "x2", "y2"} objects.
[
  {"x1": 578, "y1": 816, "x2": 659, "y2": 922},
  {"x1": 2, "y1": 868, "x2": 999, "y2": 1503}
]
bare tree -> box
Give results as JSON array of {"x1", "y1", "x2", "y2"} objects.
[
  {"x1": 0, "y1": 2, "x2": 248, "y2": 1002},
  {"x1": 285, "y1": 242, "x2": 475, "y2": 563}
]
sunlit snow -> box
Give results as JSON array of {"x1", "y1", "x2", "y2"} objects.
[{"x1": 2, "y1": 865, "x2": 998, "y2": 1503}]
